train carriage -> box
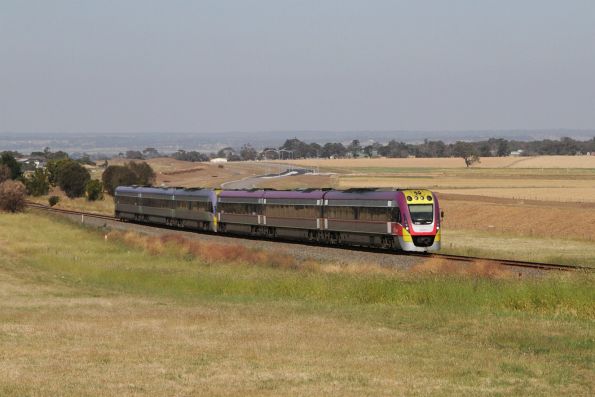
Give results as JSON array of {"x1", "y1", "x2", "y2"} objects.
[
  {"x1": 216, "y1": 190, "x2": 265, "y2": 235},
  {"x1": 263, "y1": 189, "x2": 325, "y2": 240},
  {"x1": 114, "y1": 186, "x2": 217, "y2": 231},
  {"x1": 322, "y1": 189, "x2": 401, "y2": 248}
]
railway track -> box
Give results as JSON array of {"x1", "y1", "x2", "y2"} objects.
[
  {"x1": 416, "y1": 253, "x2": 589, "y2": 272},
  {"x1": 25, "y1": 202, "x2": 117, "y2": 221},
  {"x1": 26, "y1": 202, "x2": 592, "y2": 272}
]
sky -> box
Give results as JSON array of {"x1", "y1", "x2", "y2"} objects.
[{"x1": 1, "y1": 0, "x2": 594, "y2": 134}]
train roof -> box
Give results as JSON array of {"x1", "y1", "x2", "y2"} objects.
[
  {"x1": 115, "y1": 186, "x2": 212, "y2": 197},
  {"x1": 324, "y1": 189, "x2": 400, "y2": 200},
  {"x1": 264, "y1": 190, "x2": 326, "y2": 199}
]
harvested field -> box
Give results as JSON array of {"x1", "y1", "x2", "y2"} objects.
[
  {"x1": 439, "y1": 195, "x2": 595, "y2": 241},
  {"x1": 108, "y1": 158, "x2": 271, "y2": 188},
  {"x1": 275, "y1": 155, "x2": 595, "y2": 170},
  {"x1": 435, "y1": 187, "x2": 595, "y2": 203},
  {"x1": 257, "y1": 174, "x2": 336, "y2": 189}
]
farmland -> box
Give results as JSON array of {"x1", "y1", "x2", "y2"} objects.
[
  {"x1": 27, "y1": 155, "x2": 595, "y2": 266},
  {"x1": 0, "y1": 212, "x2": 593, "y2": 396},
  {"x1": 263, "y1": 156, "x2": 595, "y2": 266}
]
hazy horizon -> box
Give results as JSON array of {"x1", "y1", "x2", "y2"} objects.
[{"x1": 2, "y1": 1, "x2": 594, "y2": 134}]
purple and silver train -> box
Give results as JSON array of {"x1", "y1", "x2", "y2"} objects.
[{"x1": 114, "y1": 186, "x2": 441, "y2": 252}]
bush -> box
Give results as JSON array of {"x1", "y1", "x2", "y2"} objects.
[
  {"x1": 0, "y1": 165, "x2": 10, "y2": 184},
  {"x1": 101, "y1": 165, "x2": 137, "y2": 195},
  {"x1": 0, "y1": 180, "x2": 26, "y2": 212},
  {"x1": 24, "y1": 169, "x2": 50, "y2": 196},
  {"x1": 48, "y1": 196, "x2": 60, "y2": 207},
  {"x1": 127, "y1": 161, "x2": 156, "y2": 185},
  {"x1": 47, "y1": 158, "x2": 70, "y2": 186},
  {"x1": 85, "y1": 180, "x2": 103, "y2": 201},
  {"x1": 0, "y1": 152, "x2": 22, "y2": 180},
  {"x1": 56, "y1": 160, "x2": 91, "y2": 198},
  {"x1": 101, "y1": 162, "x2": 156, "y2": 195}
]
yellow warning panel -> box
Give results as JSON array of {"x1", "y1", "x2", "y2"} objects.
[{"x1": 402, "y1": 189, "x2": 434, "y2": 204}]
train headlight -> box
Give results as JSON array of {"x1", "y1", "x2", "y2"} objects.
[
  {"x1": 427, "y1": 195, "x2": 432, "y2": 201},
  {"x1": 407, "y1": 196, "x2": 412, "y2": 201}
]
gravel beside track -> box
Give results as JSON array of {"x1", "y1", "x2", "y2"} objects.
[{"x1": 35, "y1": 209, "x2": 424, "y2": 270}]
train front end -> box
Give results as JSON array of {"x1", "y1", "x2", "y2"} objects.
[{"x1": 395, "y1": 189, "x2": 441, "y2": 252}]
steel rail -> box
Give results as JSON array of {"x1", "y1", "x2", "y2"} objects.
[{"x1": 26, "y1": 202, "x2": 592, "y2": 272}]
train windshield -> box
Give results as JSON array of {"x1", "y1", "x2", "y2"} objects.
[{"x1": 408, "y1": 204, "x2": 433, "y2": 224}]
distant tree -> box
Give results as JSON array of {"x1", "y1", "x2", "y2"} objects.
[
  {"x1": 47, "y1": 158, "x2": 70, "y2": 186},
  {"x1": 363, "y1": 143, "x2": 382, "y2": 157},
  {"x1": 85, "y1": 179, "x2": 103, "y2": 201},
  {"x1": 347, "y1": 139, "x2": 361, "y2": 157},
  {"x1": 478, "y1": 142, "x2": 492, "y2": 157},
  {"x1": 379, "y1": 140, "x2": 409, "y2": 158},
  {"x1": 0, "y1": 152, "x2": 22, "y2": 180},
  {"x1": 261, "y1": 148, "x2": 280, "y2": 160},
  {"x1": 77, "y1": 154, "x2": 96, "y2": 166},
  {"x1": 239, "y1": 144, "x2": 258, "y2": 161},
  {"x1": 321, "y1": 142, "x2": 347, "y2": 158},
  {"x1": 24, "y1": 169, "x2": 50, "y2": 196},
  {"x1": 125, "y1": 150, "x2": 144, "y2": 160},
  {"x1": 57, "y1": 160, "x2": 91, "y2": 198},
  {"x1": 496, "y1": 139, "x2": 509, "y2": 157},
  {"x1": 142, "y1": 147, "x2": 160, "y2": 158},
  {"x1": 308, "y1": 142, "x2": 322, "y2": 158},
  {"x1": 216, "y1": 147, "x2": 236, "y2": 160},
  {"x1": 279, "y1": 138, "x2": 315, "y2": 158},
  {"x1": 452, "y1": 141, "x2": 480, "y2": 167},
  {"x1": 559, "y1": 137, "x2": 580, "y2": 155},
  {"x1": 172, "y1": 150, "x2": 209, "y2": 162},
  {"x1": 127, "y1": 161, "x2": 156, "y2": 185},
  {"x1": 0, "y1": 165, "x2": 10, "y2": 184},
  {"x1": 41, "y1": 147, "x2": 69, "y2": 161},
  {"x1": 102, "y1": 166, "x2": 137, "y2": 195},
  {"x1": 0, "y1": 180, "x2": 26, "y2": 213},
  {"x1": 101, "y1": 162, "x2": 155, "y2": 195}
]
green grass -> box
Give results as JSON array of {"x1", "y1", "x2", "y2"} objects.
[
  {"x1": 0, "y1": 212, "x2": 594, "y2": 396},
  {"x1": 2, "y1": 213, "x2": 593, "y2": 318},
  {"x1": 441, "y1": 229, "x2": 595, "y2": 268}
]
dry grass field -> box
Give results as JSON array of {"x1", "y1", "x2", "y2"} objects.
[
  {"x1": 29, "y1": 155, "x2": 595, "y2": 266},
  {"x1": 0, "y1": 212, "x2": 593, "y2": 396},
  {"x1": 264, "y1": 156, "x2": 595, "y2": 265},
  {"x1": 109, "y1": 158, "x2": 271, "y2": 188},
  {"x1": 276, "y1": 155, "x2": 595, "y2": 169}
]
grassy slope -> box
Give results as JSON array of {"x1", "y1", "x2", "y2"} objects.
[{"x1": 0, "y1": 212, "x2": 593, "y2": 396}]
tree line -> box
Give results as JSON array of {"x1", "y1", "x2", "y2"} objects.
[{"x1": 119, "y1": 136, "x2": 595, "y2": 164}]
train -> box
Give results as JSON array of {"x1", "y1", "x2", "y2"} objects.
[{"x1": 114, "y1": 186, "x2": 441, "y2": 252}]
